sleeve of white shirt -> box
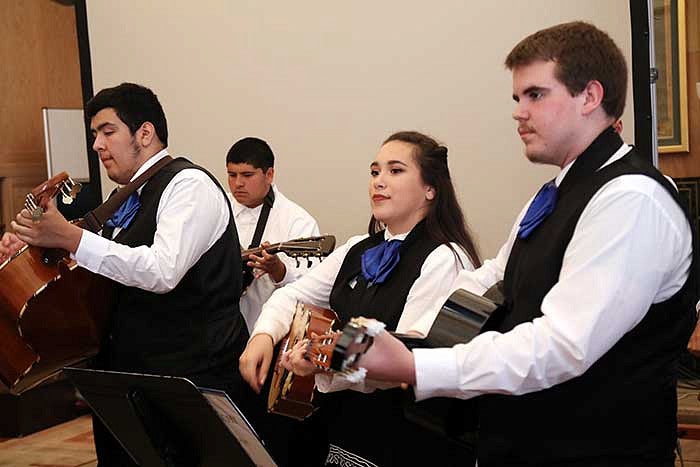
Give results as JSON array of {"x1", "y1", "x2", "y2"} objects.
[
  {"x1": 75, "y1": 169, "x2": 230, "y2": 293},
  {"x1": 413, "y1": 176, "x2": 692, "y2": 401},
  {"x1": 451, "y1": 201, "x2": 530, "y2": 296},
  {"x1": 251, "y1": 235, "x2": 367, "y2": 344},
  {"x1": 273, "y1": 214, "x2": 321, "y2": 287},
  {"x1": 316, "y1": 243, "x2": 476, "y2": 394}
]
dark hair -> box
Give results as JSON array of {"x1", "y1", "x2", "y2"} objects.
[
  {"x1": 369, "y1": 131, "x2": 481, "y2": 268},
  {"x1": 85, "y1": 82, "x2": 168, "y2": 146},
  {"x1": 226, "y1": 137, "x2": 275, "y2": 171},
  {"x1": 505, "y1": 21, "x2": 627, "y2": 119}
]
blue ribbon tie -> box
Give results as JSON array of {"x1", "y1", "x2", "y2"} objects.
[
  {"x1": 518, "y1": 180, "x2": 558, "y2": 239},
  {"x1": 104, "y1": 191, "x2": 141, "y2": 230},
  {"x1": 360, "y1": 239, "x2": 403, "y2": 286}
]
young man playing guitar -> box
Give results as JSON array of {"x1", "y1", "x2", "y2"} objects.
[
  {"x1": 226, "y1": 136, "x2": 320, "y2": 332},
  {"x1": 0, "y1": 83, "x2": 253, "y2": 467},
  {"x1": 353, "y1": 22, "x2": 697, "y2": 467},
  {"x1": 226, "y1": 136, "x2": 321, "y2": 466}
]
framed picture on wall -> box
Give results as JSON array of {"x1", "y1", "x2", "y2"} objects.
[{"x1": 654, "y1": 0, "x2": 689, "y2": 153}]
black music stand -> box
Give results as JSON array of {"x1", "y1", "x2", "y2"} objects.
[{"x1": 63, "y1": 367, "x2": 276, "y2": 467}]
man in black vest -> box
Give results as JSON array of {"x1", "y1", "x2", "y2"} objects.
[
  {"x1": 1, "y1": 83, "x2": 251, "y2": 466},
  {"x1": 355, "y1": 22, "x2": 697, "y2": 466}
]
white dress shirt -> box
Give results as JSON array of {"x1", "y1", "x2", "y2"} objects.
[
  {"x1": 74, "y1": 149, "x2": 230, "y2": 293},
  {"x1": 252, "y1": 228, "x2": 475, "y2": 393},
  {"x1": 414, "y1": 144, "x2": 693, "y2": 401},
  {"x1": 230, "y1": 185, "x2": 320, "y2": 331}
]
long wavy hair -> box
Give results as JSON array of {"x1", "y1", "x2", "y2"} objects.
[{"x1": 368, "y1": 131, "x2": 481, "y2": 268}]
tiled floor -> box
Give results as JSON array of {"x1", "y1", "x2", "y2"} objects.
[
  {"x1": 0, "y1": 415, "x2": 96, "y2": 467},
  {"x1": 679, "y1": 438, "x2": 700, "y2": 466},
  {"x1": 2, "y1": 411, "x2": 700, "y2": 466},
  {"x1": 678, "y1": 385, "x2": 700, "y2": 466}
]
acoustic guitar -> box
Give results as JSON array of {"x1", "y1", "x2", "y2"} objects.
[
  {"x1": 266, "y1": 302, "x2": 338, "y2": 420},
  {"x1": 241, "y1": 235, "x2": 336, "y2": 266},
  {"x1": 275, "y1": 287, "x2": 503, "y2": 435},
  {"x1": 0, "y1": 173, "x2": 113, "y2": 394},
  {"x1": 296, "y1": 287, "x2": 498, "y2": 375},
  {"x1": 0, "y1": 158, "x2": 177, "y2": 395}
]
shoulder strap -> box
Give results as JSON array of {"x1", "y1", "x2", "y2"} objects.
[
  {"x1": 79, "y1": 156, "x2": 174, "y2": 233},
  {"x1": 247, "y1": 187, "x2": 276, "y2": 249},
  {"x1": 241, "y1": 188, "x2": 275, "y2": 290}
]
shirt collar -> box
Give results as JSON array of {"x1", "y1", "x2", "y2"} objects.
[
  {"x1": 384, "y1": 228, "x2": 410, "y2": 242},
  {"x1": 130, "y1": 148, "x2": 170, "y2": 182},
  {"x1": 231, "y1": 184, "x2": 277, "y2": 218},
  {"x1": 555, "y1": 142, "x2": 632, "y2": 187}
]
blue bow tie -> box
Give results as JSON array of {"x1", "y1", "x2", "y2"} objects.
[
  {"x1": 104, "y1": 191, "x2": 141, "y2": 230},
  {"x1": 518, "y1": 180, "x2": 558, "y2": 239},
  {"x1": 361, "y1": 239, "x2": 403, "y2": 286}
]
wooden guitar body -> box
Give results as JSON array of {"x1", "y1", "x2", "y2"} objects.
[
  {"x1": 0, "y1": 165, "x2": 173, "y2": 395},
  {"x1": 0, "y1": 245, "x2": 113, "y2": 394},
  {"x1": 267, "y1": 302, "x2": 337, "y2": 420}
]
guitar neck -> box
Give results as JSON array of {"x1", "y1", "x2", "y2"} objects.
[
  {"x1": 241, "y1": 236, "x2": 335, "y2": 263},
  {"x1": 390, "y1": 332, "x2": 425, "y2": 350},
  {"x1": 241, "y1": 242, "x2": 283, "y2": 260}
]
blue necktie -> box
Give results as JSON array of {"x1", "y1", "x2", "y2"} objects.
[
  {"x1": 361, "y1": 239, "x2": 403, "y2": 286},
  {"x1": 104, "y1": 191, "x2": 141, "y2": 230},
  {"x1": 518, "y1": 180, "x2": 558, "y2": 239}
]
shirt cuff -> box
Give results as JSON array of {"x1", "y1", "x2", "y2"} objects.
[
  {"x1": 273, "y1": 261, "x2": 297, "y2": 287},
  {"x1": 73, "y1": 229, "x2": 110, "y2": 273},
  {"x1": 413, "y1": 347, "x2": 460, "y2": 401}
]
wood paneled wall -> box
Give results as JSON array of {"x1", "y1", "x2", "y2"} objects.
[
  {"x1": 660, "y1": 0, "x2": 700, "y2": 178},
  {"x1": 0, "y1": 0, "x2": 83, "y2": 234}
]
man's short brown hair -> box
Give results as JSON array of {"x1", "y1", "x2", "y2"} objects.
[{"x1": 505, "y1": 21, "x2": 627, "y2": 119}]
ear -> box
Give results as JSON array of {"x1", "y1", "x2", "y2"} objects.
[
  {"x1": 265, "y1": 167, "x2": 275, "y2": 185},
  {"x1": 581, "y1": 80, "x2": 605, "y2": 116},
  {"x1": 137, "y1": 121, "x2": 157, "y2": 147},
  {"x1": 426, "y1": 186, "x2": 435, "y2": 201}
]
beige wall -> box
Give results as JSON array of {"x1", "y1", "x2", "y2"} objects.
[
  {"x1": 1, "y1": 0, "x2": 83, "y2": 235},
  {"x1": 86, "y1": 1, "x2": 634, "y2": 258}
]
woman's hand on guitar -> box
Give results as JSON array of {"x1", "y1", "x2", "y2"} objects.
[
  {"x1": 281, "y1": 338, "x2": 321, "y2": 377},
  {"x1": 0, "y1": 232, "x2": 26, "y2": 262},
  {"x1": 239, "y1": 333, "x2": 275, "y2": 394},
  {"x1": 11, "y1": 202, "x2": 82, "y2": 253}
]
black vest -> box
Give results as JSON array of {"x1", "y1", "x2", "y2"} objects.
[
  {"x1": 330, "y1": 221, "x2": 441, "y2": 329},
  {"x1": 323, "y1": 223, "x2": 471, "y2": 466},
  {"x1": 104, "y1": 158, "x2": 248, "y2": 382},
  {"x1": 478, "y1": 129, "x2": 698, "y2": 465}
]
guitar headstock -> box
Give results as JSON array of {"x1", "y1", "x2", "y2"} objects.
[
  {"x1": 277, "y1": 235, "x2": 336, "y2": 259},
  {"x1": 304, "y1": 317, "x2": 383, "y2": 376},
  {"x1": 24, "y1": 172, "x2": 82, "y2": 219}
]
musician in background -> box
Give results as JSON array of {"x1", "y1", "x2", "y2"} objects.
[
  {"x1": 354, "y1": 22, "x2": 697, "y2": 466},
  {"x1": 226, "y1": 136, "x2": 320, "y2": 331},
  {"x1": 0, "y1": 83, "x2": 252, "y2": 467},
  {"x1": 240, "y1": 131, "x2": 482, "y2": 466},
  {"x1": 225, "y1": 136, "x2": 320, "y2": 465}
]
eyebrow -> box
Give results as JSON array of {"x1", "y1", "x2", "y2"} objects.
[{"x1": 370, "y1": 159, "x2": 409, "y2": 167}]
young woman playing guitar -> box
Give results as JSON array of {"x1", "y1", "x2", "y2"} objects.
[{"x1": 239, "y1": 131, "x2": 481, "y2": 467}]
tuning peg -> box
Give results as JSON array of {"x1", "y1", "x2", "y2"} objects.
[
  {"x1": 307, "y1": 258, "x2": 312, "y2": 268},
  {"x1": 295, "y1": 257, "x2": 300, "y2": 268}
]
